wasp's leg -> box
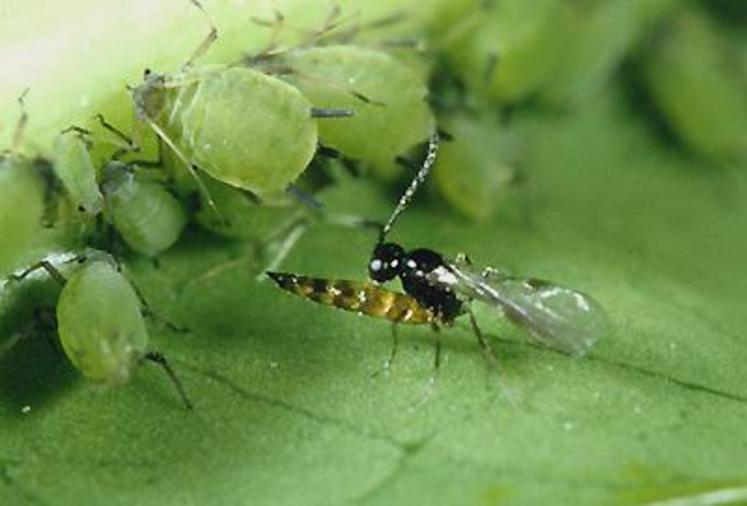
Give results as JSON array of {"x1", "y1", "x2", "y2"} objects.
[
  {"x1": 372, "y1": 323, "x2": 400, "y2": 378},
  {"x1": 454, "y1": 252, "x2": 473, "y2": 267},
  {"x1": 386, "y1": 323, "x2": 400, "y2": 370},
  {"x1": 144, "y1": 350, "x2": 193, "y2": 410},
  {"x1": 408, "y1": 324, "x2": 441, "y2": 412},
  {"x1": 467, "y1": 305, "x2": 520, "y2": 405},
  {"x1": 431, "y1": 323, "x2": 443, "y2": 371},
  {"x1": 466, "y1": 304, "x2": 499, "y2": 369}
]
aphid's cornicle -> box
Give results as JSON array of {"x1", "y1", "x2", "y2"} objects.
[{"x1": 267, "y1": 272, "x2": 435, "y2": 325}]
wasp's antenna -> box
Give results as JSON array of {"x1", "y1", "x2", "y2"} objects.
[{"x1": 378, "y1": 131, "x2": 439, "y2": 243}]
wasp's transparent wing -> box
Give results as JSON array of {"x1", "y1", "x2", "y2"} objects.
[{"x1": 430, "y1": 261, "x2": 609, "y2": 357}]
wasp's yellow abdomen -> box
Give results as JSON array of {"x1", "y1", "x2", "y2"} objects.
[{"x1": 267, "y1": 272, "x2": 435, "y2": 325}]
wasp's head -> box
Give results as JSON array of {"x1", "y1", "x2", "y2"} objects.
[{"x1": 368, "y1": 242, "x2": 405, "y2": 283}]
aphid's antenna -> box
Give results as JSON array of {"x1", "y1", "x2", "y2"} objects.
[
  {"x1": 244, "y1": 6, "x2": 384, "y2": 107},
  {"x1": 11, "y1": 88, "x2": 30, "y2": 153},
  {"x1": 183, "y1": 0, "x2": 218, "y2": 70},
  {"x1": 248, "y1": 5, "x2": 352, "y2": 60},
  {"x1": 378, "y1": 131, "x2": 439, "y2": 243},
  {"x1": 329, "y1": 11, "x2": 407, "y2": 45},
  {"x1": 249, "y1": 9, "x2": 286, "y2": 58},
  {"x1": 301, "y1": 4, "x2": 349, "y2": 46}
]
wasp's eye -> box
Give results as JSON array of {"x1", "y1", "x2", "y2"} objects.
[{"x1": 369, "y1": 242, "x2": 405, "y2": 282}]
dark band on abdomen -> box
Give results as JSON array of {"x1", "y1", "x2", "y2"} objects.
[{"x1": 267, "y1": 272, "x2": 435, "y2": 325}]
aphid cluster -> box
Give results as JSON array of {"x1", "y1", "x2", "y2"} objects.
[{"x1": 0, "y1": 2, "x2": 440, "y2": 409}]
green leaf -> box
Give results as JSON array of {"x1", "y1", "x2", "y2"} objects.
[{"x1": 2, "y1": 2, "x2": 747, "y2": 505}]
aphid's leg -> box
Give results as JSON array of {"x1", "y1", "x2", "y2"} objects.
[
  {"x1": 310, "y1": 108, "x2": 354, "y2": 119},
  {"x1": 483, "y1": 52, "x2": 500, "y2": 84},
  {"x1": 255, "y1": 221, "x2": 308, "y2": 282},
  {"x1": 0, "y1": 330, "x2": 30, "y2": 358},
  {"x1": 380, "y1": 37, "x2": 425, "y2": 51},
  {"x1": 131, "y1": 282, "x2": 189, "y2": 334},
  {"x1": 316, "y1": 144, "x2": 341, "y2": 160},
  {"x1": 35, "y1": 305, "x2": 63, "y2": 358},
  {"x1": 286, "y1": 184, "x2": 323, "y2": 210},
  {"x1": 141, "y1": 307, "x2": 189, "y2": 334},
  {"x1": 9, "y1": 261, "x2": 67, "y2": 286},
  {"x1": 11, "y1": 88, "x2": 29, "y2": 152},
  {"x1": 292, "y1": 71, "x2": 385, "y2": 106},
  {"x1": 93, "y1": 114, "x2": 166, "y2": 169},
  {"x1": 143, "y1": 351, "x2": 193, "y2": 410},
  {"x1": 144, "y1": 118, "x2": 220, "y2": 218},
  {"x1": 182, "y1": 0, "x2": 218, "y2": 70},
  {"x1": 59, "y1": 125, "x2": 92, "y2": 138},
  {"x1": 94, "y1": 114, "x2": 137, "y2": 154},
  {"x1": 430, "y1": 8, "x2": 481, "y2": 52},
  {"x1": 284, "y1": 183, "x2": 384, "y2": 232},
  {"x1": 321, "y1": 212, "x2": 384, "y2": 231}
]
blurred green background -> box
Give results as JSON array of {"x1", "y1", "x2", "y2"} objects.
[{"x1": 1, "y1": 1, "x2": 746, "y2": 505}]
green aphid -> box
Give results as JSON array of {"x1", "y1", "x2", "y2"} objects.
[
  {"x1": 14, "y1": 252, "x2": 192, "y2": 408},
  {"x1": 129, "y1": 4, "x2": 348, "y2": 206},
  {"x1": 0, "y1": 156, "x2": 46, "y2": 276},
  {"x1": 134, "y1": 65, "x2": 321, "y2": 198},
  {"x1": 639, "y1": 7, "x2": 747, "y2": 160},
  {"x1": 438, "y1": 0, "x2": 569, "y2": 103},
  {"x1": 433, "y1": 112, "x2": 515, "y2": 221},
  {"x1": 0, "y1": 93, "x2": 61, "y2": 276},
  {"x1": 57, "y1": 256, "x2": 148, "y2": 385},
  {"x1": 100, "y1": 162, "x2": 187, "y2": 258},
  {"x1": 279, "y1": 45, "x2": 435, "y2": 179},
  {"x1": 52, "y1": 129, "x2": 104, "y2": 215},
  {"x1": 529, "y1": 0, "x2": 673, "y2": 107}
]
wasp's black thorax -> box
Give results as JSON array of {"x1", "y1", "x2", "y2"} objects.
[
  {"x1": 369, "y1": 243, "x2": 464, "y2": 323},
  {"x1": 400, "y1": 248, "x2": 463, "y2": 323}
]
